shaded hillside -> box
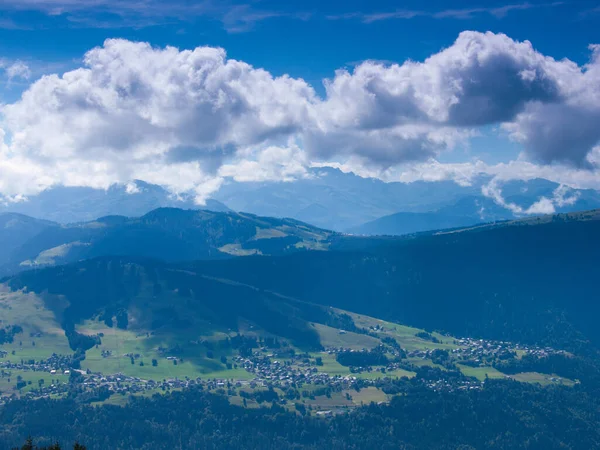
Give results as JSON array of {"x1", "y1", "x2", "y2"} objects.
[
  {"x1": 0, "y1": 213, "x2": 57, "y2": 268},
  {"x1": 1, "y1": 208, "x2": 334, "y2": 275},
  {"x1": 347, "y1": 211, "x2": 484, "y2": 236},
  {"x1": 5, "y1": 208, "x2": 600, "y2": 352},
  {"x1": 5, "y1": 257, "x2": 346, "y2": 350},
  {"x1": 187, "y1": 210, "x2": 600, "y2": 351},
  {"x1": 0, "y1": 181, "x2": 230, "y2": 224}
]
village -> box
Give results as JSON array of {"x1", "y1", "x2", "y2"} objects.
[{"x1": 0, "y1": 331, "x2": 571, "y2": 408}]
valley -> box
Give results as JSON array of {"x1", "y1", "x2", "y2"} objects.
[
  {"x1": 0, "y1": 276, "x2": 576, "y2": 413},
  {"x1": 1, "y1": 207, "x2": 600, "y2": 449}
]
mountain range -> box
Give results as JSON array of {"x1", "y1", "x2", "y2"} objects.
[
  {"x1": 0, "y1": 208, "x2": 333, "y2": 277},
  {"x1": 213, "y1": 169, "x2": 600, "y2": 232},
  {"x1": 3, "y1": 170, "x2": 600, "y2": 236},
  {"x1": 182, "y1": 209, "x2": 600, "y2": 351},
  {"x1": 2, "y1": 203, "x2": 600, "y2": 450},
  {"x1": 0, "y1": 181, "x2": 229, "y2": 224},
  {"x1": 4, "y1": 207, "x2": 600, "y2": 354}
]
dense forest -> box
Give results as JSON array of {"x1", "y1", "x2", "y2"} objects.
[
  {"x1": 189, "y1": 217, "x2": 600, "y2": 352},
  {"x1": 2, "y1": 377, "x2": 600, "y2": 449}
]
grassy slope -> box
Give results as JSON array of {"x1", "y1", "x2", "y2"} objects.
[
  {"x1": 0, "y1": 280, "x2": 575, "y2": 399},
  {"x1": 8, "y1": 208, "x2": 335, "y2": 272},
  {"x1": 0, "y1": 287, "x2": 72, "y2": 363}
]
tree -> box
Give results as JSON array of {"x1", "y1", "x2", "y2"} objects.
[{"x1": 13, "y1": 438, "x2": 85, "y2": 450}]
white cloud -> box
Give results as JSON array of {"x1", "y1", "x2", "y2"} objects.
[
  {"x1": 4, "y1": 39, "x2": 315, "y2": 160},
  {"x1": 524, "y1": 197, "x2": 556, "y2": 214},
  {"x1": 552, "y1": 184, "x2": 580, "y2": 207},
  {"x1": 124, "y1": 181, "x2": 141, "y2": 194},
  {"x1": 503, "y1": 45, "x2": 600, "y2": 168},
  {"x1": 0, "y1": 0, "x2": 299, "y2": 32},
  {"x1": 1, "y1": 39, "x2": 316, "y2": 199},
  {"x1": 329, "y1": 3, "x2": 565, "y2": 23},
  {"x1": 308, "y1": 31, "x2": 588, "y2": 167},
  {"x1": 5, "y1": 61, "x2": 31, "y2": 80},
  {"x1": 386, "y1": 159, "x2": 487, "y2": 186},
  {"x1": 219, "y1": 144, "x2": 309, "y2": 182},
  {"x1": 481, "y1": 178, "x2": 584, "y2": 216},
  {"x1": 1, "y1": 31, "x2": 600, "y2": 200},
  {"x1": 0, "y1": 59, "x2": 31, "y2": 81}
]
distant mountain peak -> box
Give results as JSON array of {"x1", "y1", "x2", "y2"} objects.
[{"x1": 0, "y1": 182, "x2": 231, "y2": 224}]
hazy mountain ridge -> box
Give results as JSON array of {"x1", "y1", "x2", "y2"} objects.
[
  {"x1": 215, "y1": 169, "x2": 600, "y2": 233},
  {"x1": 0, "y1": 208, "x2": 334, "y2": 277},
  {"x1": 347, "y1": 211, "x2": 485, "y2": 236},
  {"x1": 2, "y1": 171, "x2": 600, "y2": 236},
  {"x1": 214, "y1": 168, "x2": 485, "y2": 230},
  {"x1": 0, "y1": 213, "x2": 58, "y2": 267},
  {"x1": 0, "y1": 181, "x2": 230, "y2": 224}
]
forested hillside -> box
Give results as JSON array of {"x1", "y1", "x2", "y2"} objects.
[
  {"x1": 190, "y1": 211, "x2": 600, "y2": 351},
  {"x1": 2, "y1": 209, "x2": 600, "y2": 450},
  {"x1": 3, "y1": 379, "x2": 600, "y2": 449},
  {"x1": 0, "y1": 208, "x2": 333, "y2": 276}
]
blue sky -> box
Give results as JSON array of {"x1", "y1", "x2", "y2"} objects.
[
  {"x1": 0, "y1": 0, "x2": 599, "y2": 206},
  {"x1": 1, "y1": 0, "x2": 598, "y2": 89}
]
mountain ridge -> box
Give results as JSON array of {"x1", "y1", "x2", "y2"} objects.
[
  {"x1": 5, "y1": 170, "x2": 600, "y2": 233},
  {"x1": 0, "y1": 207, "x2": 334, "y2": 277},
  {"x1": 0, "y1": 181, "x2": 230, "y2": 224},
  {"x1": 4, "y1": 207, "x2": 600, "y2": 352}
]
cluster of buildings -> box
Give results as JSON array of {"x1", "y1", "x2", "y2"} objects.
[
  {"x1": 0, "y1": 353, "x2": 73, "y2": 374},
  {"x1": 0, "y1": 330, "x2": 573, "y2": 408},
  {"x1": 449, "y1": 337, "x2": 564, "y2": 366},
  {"x1": 424, "y1": 378, "x2": 483, "y2": 392},
  {"x1": 234, "y1": 355, "x2": 361, "y2": 390}
]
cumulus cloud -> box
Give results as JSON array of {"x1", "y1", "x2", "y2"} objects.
[
  {"x1": 219, "y1": 144, "x2": 309, "y2": 182},
  {"x1": 1, "y1": 31, "x2": 600, "y2": 200},
  {"x1": 4, "y1": 39, "x2": 315, "y2": 159},
  {"x1": 503, "y1": 45, "x2": 600, "y2": 168},
  {"x1": 481, "y1": 178, "x2": 582, "y2": 215},
  {"x1": 0, "y1": 59, "x2": 31, "y2": 81},
  {"x1": 1, "y1": 39, "x2": 316, "y2": 200},
  {"x1": 308, "y1": 31, "x2": 583, "y2": 166}
]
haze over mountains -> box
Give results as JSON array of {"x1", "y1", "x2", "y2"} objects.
[
  {"x1": 0, "y1": 208, "x2": 333, "y2": 277},
  {"x1": 215, "y1": 169, "x2": 600, "y2": 232},
  {"x1": 2, "y1": 169, "x2": 600, "y2": 236},
  {"x1": 0, "y1": 181, "x2": 229, "y2": 224}
]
